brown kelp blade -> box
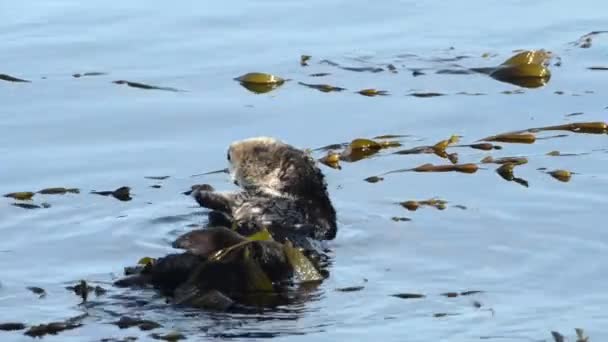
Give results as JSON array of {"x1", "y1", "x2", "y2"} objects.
[{"x1": 479, "y1": 133, "x2": 536, "y2": 144}]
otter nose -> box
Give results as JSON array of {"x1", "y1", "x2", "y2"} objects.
[{"x1": 233, "y1": 180, "x2": 239, "y2": 186}]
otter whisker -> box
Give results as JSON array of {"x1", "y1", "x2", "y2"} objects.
[{"x1": 190, "y1": 168, "x2": 229, "y2": 177}]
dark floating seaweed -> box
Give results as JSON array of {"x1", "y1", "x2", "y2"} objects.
[
  {"x1": 0, "y1": 323, "x2": 26, "y2": 331},
  {"x1": 24, "y1": 314, "x2": 87, "y2": 338},
  {"x1": 150, "y1": 332, "x2": 187, "y2": 341},
  {"x1": 408, "y1": 92, "x2": 445, "y2": 98},
  {"x1": 309, "y1": 72, "x2": 331, "y2": 77},
  {"x1": 91, "y1": 186, "x2": 132, "y2": 201},
  {"x1": 391, "y1": 293, "x2": 426, "y2": 299},
  {"x1": 319, "y1": 59, "x2": 384, "y2": 73},
  {"x1": 357, "y1": 89, "x2": 389, "y2": 97},
  {"x1": 73, "y1": 72, "x2": 107, "y2": 78},
  {"x1": 300, "y1": 55, "x2": 311, "y2": 66},
  {"x1": 4, "y1": 191, "x2": 35, "y2": 200},
  {"x1": 0, "y1": 73, "x2": 30, "y2": 82},
  {"x1": 37, "y1": 187, "x2": 80, "y2": 195},
  {"x1": 496, "y1": 163, "x2": 529, "y2": 187},
  {"x1": 235, "y1": 72, "x2": 286, "y2": 94},
  {"x1": 588, "y1": 66, "x2": 608, "y2": 70},
  {"x1": 112, "y1": 316, "x2": 161, "y2": 331},
  {"x1": 12, "y1": 202, "x2": 50, "y2": 210},
  {"x1": 335, "y1": 286, "x2": 365, "y2": 292},
  {"x1": 144, "y1": 176, "x2": 170, "y2": 180},
  {"x1": 571, "y1": 30, "x2": 608, "y2": 48},
  {"x1": 26, "y1": 286, "x2": 46, "y2": 298},
  {"x1": 298, "y1": 82, "x2": 346, "y2": 93},
  {"x1": 112, "y1": 80, "x2": 182, "y2": 92}
]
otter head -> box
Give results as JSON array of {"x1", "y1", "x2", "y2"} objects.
[
  {"x1": 227, "y1": 136, "x2": 338, "y2": 240},
  {"x1": 227, "y1": 137, "x2": 289, "y2": 195}
]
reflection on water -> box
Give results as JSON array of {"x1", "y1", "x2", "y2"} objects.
[{"x1": 2, "y1": 0, "x2": 608, "y2": 341}]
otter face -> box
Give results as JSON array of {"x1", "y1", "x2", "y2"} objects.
[{"x1": 227, "y1": 137, "x2": 287, "y2": 193}]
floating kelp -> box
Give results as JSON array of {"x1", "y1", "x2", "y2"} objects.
[
  {"x1": 546, "y1": 150, "x2": 589, "y2": 157},
  {"x1": 472, "y1": 50, "x2": 552, "y2": 88},
  {"x1": 391, "y1": 293, "x2": 425, "y2": 299},
  {"x1": 529, "y1": 122, "x2": 607, "y2": 135},
  {"x1": 0, "y1": 73, "x2": 30, "y2": 82},
  {"x1": 112, "y1": 80, "x2": 182, "y2": 92},
  {"x1": 571, "y1": 30, "x2": 608, "y2": 48},
  {"x1": 284, "y1": 241, "x2": 323, "y2": 283},
  {"x1": 298, "y1": 82, "x2": 345, "y2": 93},
  {"x1": 234, "y1": 72, "x2": 286, "y2": 94},
  {"x1": 91, "y1": 186, "x2": 132, "y2": 201},
  {"x1": 340, "y1": 138, "x2": 401, "y2": 162},
  {"x1": 27, "y1": 286, "x2": 46, "y2": 298},
  {"x1": 455, "y1": 142, "x2": 502, "y2": 151},
  {"x1": 318, "y1": 151, "x2": 341, "y2": 169},
  {"x1": 392, "y1": 135, "x2": 459, "y2": 163},
  {"x1": 335, "y1": 286, "x2": 364, "y2": 292},
  {"x1": 0, "y1": 323, "x2": 26, "y2": 331},
  {"x1": 150, "y1": 332, "x2": 187, "y2": 341},
  {"x1": 72, "y1": 72, "x2": 107, "y2": 78},
  {"x1": 480, "y1": 133, "x2": 536, "y2": 144},
  {"x1": 565, "y1": 112, "x2": 584, "y2": 117},
  {"x1": 300, "y1": 55, "x2": 311, "y2": 66},
  {"x1": 66, "y1": 280, "x2": 107, "y2": 303},
  {"x1": 408, "y1": 92, "x2": 445, "y2": 98},
  {"x1": 389, "y1": 163, "x2": 479, "y2": 174},
  {"x1": 319, "y1": 60, "x2": 384, "y2": 73},
  {"x1": 364, "y1": 176, "x2": 383, "y2": 183},
  {"x1": 357, "y1": 88, "x2": 389, "y2": 97},
  {"x1": 150, "y1": 185, "x2": 162, "y2": 189},
  {"x1": 387, "y1": 64, "x2": 397, "y2": 73},
  {"x1": 145, "y1": 176, "x2": 170, "y2": 180},
  {"x1": 496, "y1": 163, "x2": 529, "y2": 187},
  {"x1": 391, "y1": 216, "x2": 411, "y2": 222},
  {"x1": 112, "y1": 316, "x2": 161, "y2": 331},
  {"x1": 373, "y1": 134, "x2": 411, "y2": 139},
  {"x1": 588, "y1": 66, "x2": 608, "y2": 71},
  {"x1": 399, "y1": 199, "x2": 447, "y2": 211},
  {"x1": 24, "y1": 314, "x2": 87, "y2": 338},
  {"x1": 433, "y1": 313, "x2": 461, "y2": 318},
  {"x1": 4, "y1": 191, "x2": 35, "y2": 200},
  {"x1": 481, "y1": 156, "x2": 528, "y2": 165},
  {"x1": 12, "y1": 202, "x2": 50, "y2": 210},
  {"x1": 37, "y1": 187, "x2": 79, "y2": 195},
  {"x1": 309, "y1": 72, "x2": 331, "y2": 77},
  {"x1": 547, "y1": 169, "x2": 573, "y2": 182}
]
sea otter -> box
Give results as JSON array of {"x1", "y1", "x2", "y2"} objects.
[
  {"x1": 190, "y1": 136, "x2": 337, "y2": 243},
  {"x1": 115, "y1": 137, "x2": 337, "y2": 309}
]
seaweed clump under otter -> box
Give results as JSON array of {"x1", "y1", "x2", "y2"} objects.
[{"x1": 114, "y1": 137, "x2": 338, "y2": 310}]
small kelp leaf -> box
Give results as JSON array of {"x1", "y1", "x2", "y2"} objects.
[
  {"x1": 247, "y1": 228, "x2": 273, "y2": 242},
  {"x1": 391, "y1": 216, "x2": 411, "y2": 222},
  {"x1": 547, "y1": 169, "x2": 572, "y2": 182},
  {"x1": 496, "y1": 163, "x2": 529, "y2": 187},
  {"x1": 458, "y1": 143, "x2": 502, "y2": 151},
  {"x1": 72, "y1": 72, "x2": 107, "y2": 78},
  {"x1": 408, "y1": 92, "x2": 445, "y2": 98},
  {"x1": 400, "y1": 199, "x2": 447, "y2": 211},
  {"x1": 283, "y1": 241, "x2": 323, "y2": 283},
  {"x1": 309, "y1": 72, "x2": 331, "y2": 77},
  {"x1": 91, "y1": 186, "x2": 132, "y2": 201},
  {"x1": 335, "y1": 286, "x2": 364, "y2": 292},
  {"x1": 24, "y1": 321, "x2": 83, "y2": 338},
  {"x1": 391, "y1": 293, "x2": 425, "y2": 299},
  {"x1": 144, "y1": 176, "x2": 170, "y2": 180},
  {"x1": 410, "y1": 163, "x2": 478, "y2": 174},
  {"x1": 300, "y1": 55, "x2": 311, "y2": 66},
  {"x1": 481, "y1": 156, "x2": 528, "y2": 165},
  {"x1": 238, "y1": 82, "x2": 283, "y2": 94},
  {"x1": 357, "y1": 88, "x2": 389, "y2": 96},
  {"x1": 340, "y1": 138, "x2": 383, "y2": 162},
  {"x1": 4, "y1": 192, "x2": 35, "y2": 200},
  {"x1": 534, "y1": 122, "x2": 607, "y2": 134},
  {"x1": 112, "y1": 316, "x2": 161, "y2": 331},
  {"x1": 241, "y1": 246, "x2": 275, "y2": 292},
  {"x1": 113, "y1": 80, "x2": 182, "y2": 92},
  {"x1": 364, "y1": 176, "x2": 384, "y2": 183},
  {"x1": 298, "y1": 82, "x2": 345, "y2": 93},
  {"x1": 433, "y1": 135, "x2": 460, "y2": 155},
  {"x1": 27, "y1": 286, "x2": 46, "y2": 298},
  {"x1": 235, "y1": 72, "x2": 285, "y2": 85},
  {"x1": 480, "y1": 133, "x2": 536, "y2": 144},
  {"x1": 37, "y1": 187, "x2": 80, "y2": 195},
  {"x1": 489, "y1": 65, "x2": 550, "y2": 88},
  {"x1": 0, "y1": 323, "x2": 26, "y2": 331},
  {"x1": 151, "y1": 331, "x2": 187, "y2": 341},
  {"x1": 12, "y1": 202, "x2": 50, "y2": 210},
  {"x1": 318, "y1": 151, "x2": 341, "y2": 169},
  {"x1": 0, "y1": 74, "x2": 30, "y2": 82}
]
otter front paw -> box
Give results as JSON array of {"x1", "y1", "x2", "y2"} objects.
[{"x1": 191, "y1": 189, "x2": 234, "y2": 213}]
